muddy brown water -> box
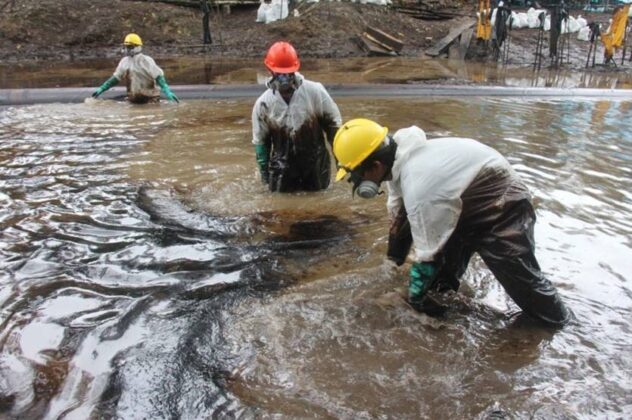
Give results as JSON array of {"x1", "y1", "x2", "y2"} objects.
[
  {"x1": 2, "y1": 57, "x2": 632, "y2": 90},
  {"x1": 1, "y1": 94, "x2": 631, "y2": 419}
]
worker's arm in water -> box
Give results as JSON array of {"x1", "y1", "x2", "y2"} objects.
[
  {"x1": 251, "y1": 97, "x2": 271, "y2": 183},
  {"x1": 386, "y1": 184, "x2": 443, "y2": 315},
  {"x1": 408, "y1": 261, "x2": 447, "y2": 316},
  {"x1": 92, "y1": 76, "x2": 119, "y2": 98},
  {"x1": 155, "y1": 75, "x2": 179, "y2": 102},
  {"x1": 254, "y1": 143, "x2": 270, "y2": 183},
  {"x1": 392, "y1": 187, "x2": 455, "y2": 316},
  {"x1": 387, "y1": 206, "x2": 413, "y2": 266},
  {"x1": 409, "y1": 261, "x2": 437, "y2": 301}
]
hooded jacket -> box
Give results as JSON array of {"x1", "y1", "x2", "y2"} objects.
[{"x1": 386, "y1": 126, "x2": 527, "y2": 262}]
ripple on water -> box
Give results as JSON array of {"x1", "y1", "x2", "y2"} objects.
[{"x1": 0, "y1": 98, "x2": 631, "y2": 418}]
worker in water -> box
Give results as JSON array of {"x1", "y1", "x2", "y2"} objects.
[
  {"x1": 333, "y1": 118, "x2": 571, "y2": 326},
  {"x1": 92, "y1": 33, "x2": 179, "y2": 104},
  {"x1": 252, "y1": 41, "x2": 342, "y2": 192}
]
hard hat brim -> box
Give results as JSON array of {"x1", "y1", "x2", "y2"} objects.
[
  {"x1": 265, "y1": 63, "x2": 300, "y2": 74},
  {"x1": 335, "y1": 167, "x2": 348, "y2": 182}
]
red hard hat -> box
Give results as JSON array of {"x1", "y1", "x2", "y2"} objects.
[{"x1": 264, "y1": 41, "x2": 300, "y2": 73}]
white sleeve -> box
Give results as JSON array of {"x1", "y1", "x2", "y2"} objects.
[
  {"x1": 316, "y1": 83, "x2": 342, "y2": 126},
  {"x1": 408, "y1": 198, "x2": 462, "y2": 262},
  {"x1": 251, "y1": 96, "x2": 268, "y2": 145},
  {"x1": 386, "y1": 181, "x2": 404, "y2": 222},
  {"x1": 142, "y1": 56, "x2": 164, "y2": 80},
  {"x1": 112, "y1": 57, "x2": 128, "y2": 80}
]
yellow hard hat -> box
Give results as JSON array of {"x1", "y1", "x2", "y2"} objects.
[
  {"x1": 333, "y1": 118, "x2": 388, "y2": 181},
  {"x1": 123, "y1": 33, "x2": 143, "y2": 46}
]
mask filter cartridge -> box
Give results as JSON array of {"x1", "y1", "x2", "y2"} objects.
[{"x1": 356, "y1": 180, "x2": 380, "y2": 199}]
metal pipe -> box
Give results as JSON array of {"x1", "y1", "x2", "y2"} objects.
[{"x1": 3, "y1": 84, "x2": 632, "y2": 106}]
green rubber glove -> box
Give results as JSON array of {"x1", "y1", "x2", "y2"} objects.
[
  {"x1": 255, "y1": 143, "x2": 269, "y2": 183},
  {"x1": 92, "y1": 76, "x2": 119, "y2": 97},
  {"x1": 409, "y1": 261, "x2": 448, "y2": 316},
  {"x1": 156, "y1": 75, "x2": 179, "y2": 102},
  {"x1": 409, "y1": 261, "x2": 438, "y2": 301}
]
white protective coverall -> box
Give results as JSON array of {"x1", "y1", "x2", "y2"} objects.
[
  {"x1": 252, "y1": 72, "x2": 342, "y2": 192},
  {"x1": 386, "y1": 126, "x2": 570, "y2": 325},
  {"x1": 113, "y1": 53, "x2": 164, "y2": 103}
]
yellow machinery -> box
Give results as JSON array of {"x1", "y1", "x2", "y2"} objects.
[
  {"x1": 601, "y1": 4, "x2": 630, "y2": 63},
  {"x1": 476, "y1": 0, "x2": 492, "y2": 41}
]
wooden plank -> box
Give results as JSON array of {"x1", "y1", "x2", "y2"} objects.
[
  {"x1": 353, "y1": 35, "x2": 395, "y2": 57},
  {"x1": 363, "y1": 32, "x2": 395, "y2": 53},
  {"x1": 458, "y1": 27, "x2": 474, "y2": 58},
  {"x1": 365, "y1": 26, "x2": 404, "y2": 52},
  {"x1": 299, "y1": 3, "x2": 320, "y2": 17},
  {"x1": 292, "y1": 1, "x2": 309, "y2": 14},
  {"x1": 425, "y1": 18, "x2": 475, "y2": 57},
  {"x1": 394, "y1": 6, "x2": 460, "y2": 20}
]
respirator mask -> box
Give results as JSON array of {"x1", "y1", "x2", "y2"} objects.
[
  {"x1": 345, "y1": 136, "x2": 397, "y2": 199},
  {"x1": 349, "y1": 169, "x2": 382, "y2": 199},
  {"x1": 269, "y1": 73, "x2": 298, "y2": 96},
  {"x1": 123, "y1": 45, "x2": 142, "y2": 57}
]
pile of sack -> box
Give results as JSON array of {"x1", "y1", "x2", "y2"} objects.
[
  {"x1": 256, "y1": 0, "x2": 391, "y2": 24},
  {"x1": 484, "y1": 7, "x2": 593, "y2": 40}
]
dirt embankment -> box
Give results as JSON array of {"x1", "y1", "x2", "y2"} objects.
[
  {"x1": 0, "y1": 0, "x2": 628, "y2": 72},
  {"x1": 0, "y1": 0, "x2": 466, "y2": 61}
]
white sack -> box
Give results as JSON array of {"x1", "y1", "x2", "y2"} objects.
[
  {"x1": 576, "y1": 15, "x2": 588, "y2": 28},
  {"x1": 258, "y1": 0, "x2": 289, "y2": 24},
  {"x1": 577, "y1": 25, "x2": 591, "y2": 41}
]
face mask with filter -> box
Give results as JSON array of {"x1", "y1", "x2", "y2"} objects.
[
  {"x1": 123, "y1": 45, "x2": 142, "y2": 56},
  {"x1": 349, "y1": 170, "x2": 382, "y2": 199},
  {"x1": 270, "y1": 73, "x2": 298, "y2": 95}
]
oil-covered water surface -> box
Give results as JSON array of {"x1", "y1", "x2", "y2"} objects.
[{"x1": 1, "y1": 96, "x2": 631, "y2": 419}]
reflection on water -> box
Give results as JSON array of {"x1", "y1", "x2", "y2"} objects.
[
  {"x1": 1, "y1": 97, "x2": 631, "y2": 418},
  {"x1": 2, "y1": 57, "x2": 632, "y2": 90}
]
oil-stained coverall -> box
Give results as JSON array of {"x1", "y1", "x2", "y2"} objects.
[
  {"x1": 386, "y1": 126, "x2": 570, "y2": 326},
  {"x1": 251, "y1": 72, "x2": 342, "y2": 192},
  {"x1": 112, "y1": 54, "x2": 166, "y2": 104}
]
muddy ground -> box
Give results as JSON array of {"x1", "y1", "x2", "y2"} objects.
[{"x1": 0, "y1": 0, "x2": 629, "y2": 71}]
